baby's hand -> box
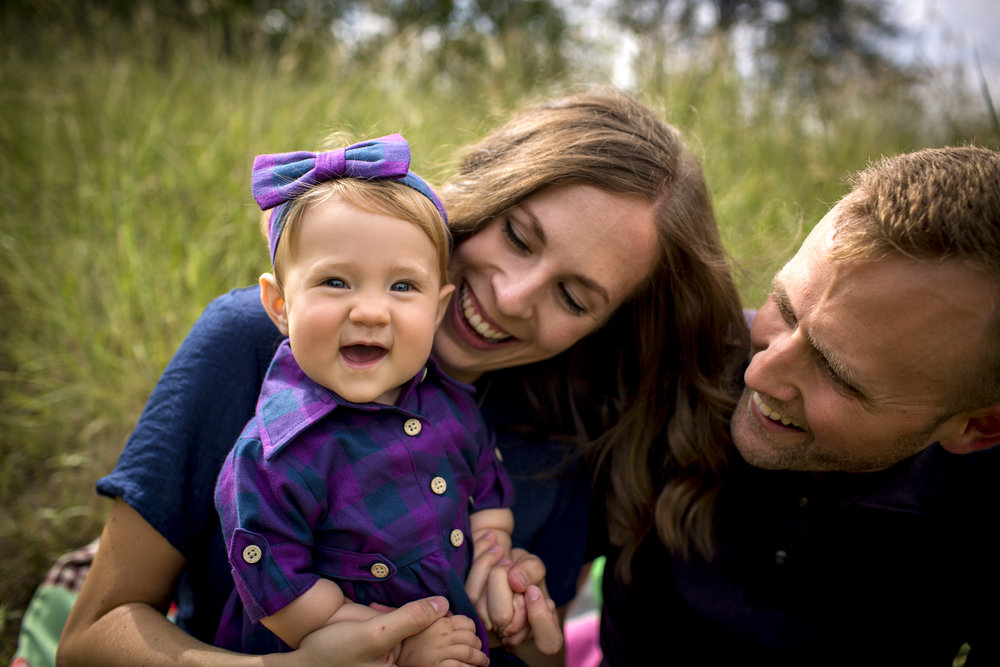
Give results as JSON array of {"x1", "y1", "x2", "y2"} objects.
[
  {"x1": 396, "y1": 613, "x2": 488, "y2": 667},
  {"x1": 466, "y1": 532, "x2": 563, "y2": 654}
]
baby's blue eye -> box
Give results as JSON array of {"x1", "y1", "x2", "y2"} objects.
[
  {"x1": 325, "y1": 278, "x2": 347, "y2": 289},
  {"x1": 390, "y1": 281, "x2": 413, "y2": 292}
]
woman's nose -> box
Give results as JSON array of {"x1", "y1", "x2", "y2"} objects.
[{"x1": 492, "y1": 269, "x2": 543, "y2": 320}]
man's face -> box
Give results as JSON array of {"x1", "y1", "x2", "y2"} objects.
[{"x1": 730, "y1": 205, "x2": 995, "y2": 472}]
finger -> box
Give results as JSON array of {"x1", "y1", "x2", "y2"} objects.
[
  {"x1": 506, "y1": 548, "x2": 547, "y2": 594},
  {"x1": 465, "y1": 542, "x2": 504, "y2": 605},
  {"x1": 369, "y1": 596, "x2": 450, "y2": 651},
  {"x1": 441, "y1": 643, "x2": 491, "y2": 667},
  {"x1": 501, "y1": 592, "x2": 527, "y2": 641},
  {"x1": 447, "y1": 613, "x2": 478, "y2": 634},
  {"x1": 486, "y1": 563, "x2": 515, "y2": 630},
  {"x1": 472, "y1": 529, "x2": 498, "y2": 557},
  {"x1": 524, "y1": 585, "x2": 563, "y2": 655}
]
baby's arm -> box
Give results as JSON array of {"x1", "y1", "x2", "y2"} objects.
[
  {"x1": 261, "y1": 578, "x2": 379, "y2": 649},
  {"x1": 470, "y1": 507, "x2": 514, "y2": 553}
]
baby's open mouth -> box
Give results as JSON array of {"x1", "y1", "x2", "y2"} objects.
[{"x1": 341, "y1": 344, "x2": 387, "y2": 365}]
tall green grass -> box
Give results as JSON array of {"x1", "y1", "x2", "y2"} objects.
[{"x1": 0, "y1": 11, "x2": 995, "y2": 661}]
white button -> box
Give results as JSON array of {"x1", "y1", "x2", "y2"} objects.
[
  {"x1": 242, "y1": 545, "x2": 262, "y2": 564},
  {"x1": 450, "y1": 529, "x2": 465, "y2": 547},
  {"x1": 494, "y1": 446, "x2": 504, "y2": 463},
  {"x1": 431, "y1": 476, "x2": 447, "y2": 495},
  {"x1": 371, "y1": 562, "x2": 390, "y2": 578},
  {"x1": 403, "y1": 418, "x2": 422, "y2": 436}
]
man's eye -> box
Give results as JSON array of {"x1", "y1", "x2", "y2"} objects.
[{"x1": 774, "y1": 295, "x2": 795, "y2": 325}]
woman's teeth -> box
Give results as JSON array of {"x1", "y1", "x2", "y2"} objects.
[
  {"x1": 753, "y1": 392, "x2": 801, "y2": 428},
  {"x1": 461, "y1": 285, "x2": 510, "y2": 342}
]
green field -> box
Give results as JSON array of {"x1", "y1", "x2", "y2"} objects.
[{"x1": 1, "y1": 7, "x2": 995, "y2": 661}]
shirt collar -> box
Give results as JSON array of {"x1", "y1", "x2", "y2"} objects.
[{"x1": 255, "y1": 341, "x2": 459, "y2": 458}]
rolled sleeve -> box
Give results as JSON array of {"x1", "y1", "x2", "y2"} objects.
[
  {"x1": 216, "y1": 436, "x2": 323, "y2": 621},
  {"x1": 472, "y1": 433, "x2": 514, "y2": 510}
]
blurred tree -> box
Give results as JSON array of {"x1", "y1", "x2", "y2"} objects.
[
  {"x1": 609, "y1": 0, "x2": 905, "y2": 90},
  {"x1": 0, "y1": 0, "x2": 568, "y2": 85}
]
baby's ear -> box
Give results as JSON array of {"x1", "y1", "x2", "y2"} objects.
[
  {"x1": 259, "y1": 273, "x2": 289, "y2": 335},
  {"x1": 435, "y1": 283, "x2": 456, "y2": 328},
  {"x1": 938, "y1": 402, "x2": 1000, "y2": 454}
]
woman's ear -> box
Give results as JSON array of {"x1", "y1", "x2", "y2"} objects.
[
  {"x1": 939, "y1": 402, "x2": 1000, "y2": 454},
  {"x1": 259, "y1": 273, "x2": 289, "y2": 335},
  {"x1": 435, "y1": 283, "x2": 456, "y2": 328}
]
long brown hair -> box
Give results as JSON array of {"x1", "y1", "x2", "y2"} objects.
[{"x1": 441, "y1": 87, "x2": 749, "y2": 576}]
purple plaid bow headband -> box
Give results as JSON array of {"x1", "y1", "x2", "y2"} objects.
[{"x1": 251, "y1": 133, "x2": 449, "y2": 263}]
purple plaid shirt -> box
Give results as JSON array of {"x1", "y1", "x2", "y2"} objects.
[{"x1": 213, "y1": 340, "x2": 513, "y2": 653}]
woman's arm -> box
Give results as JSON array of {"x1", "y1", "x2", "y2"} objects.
[
  {"x1": 58, "y1": 499, "x2": 283, "y2": 667},
  {"x1": 58, "y1": 499, "x2": 457, "y2": 667}
]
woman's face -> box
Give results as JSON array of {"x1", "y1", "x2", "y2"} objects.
[{"x1": 433, "y1": 183, "x2": 659, "y2": 383}]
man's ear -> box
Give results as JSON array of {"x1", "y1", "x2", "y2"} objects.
[
  {"x1": 259, "y1": 273, "x2": 289, "y2": 335},
  {"x1": 939, "y1": 402, "x2": 1000, "y2": 454},
  {"x1": 435, "y1": 283, "x2": 456, "y2": 328}
]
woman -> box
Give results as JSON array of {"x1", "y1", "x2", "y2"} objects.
[{"x1": 57, "y1": 86, "x2": 749, "y2": 666}]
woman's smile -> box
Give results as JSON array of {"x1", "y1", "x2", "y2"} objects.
[{"x1": 454, "y1": 281, "x2": 515, "y2": 346}]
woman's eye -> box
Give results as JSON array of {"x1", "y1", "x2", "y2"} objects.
[
  {"x1": 559, "y1": 284, "x2": 587, "y2": 315},
  {"x1": 325, "y1": 278, "x2": 348, "y2": 289},
  {"x1": 502, "y1": 219, "x2": 530, "y2": 253},
  {"x1": 390, "y1": 281, "x2": 413, "y2": 292}
]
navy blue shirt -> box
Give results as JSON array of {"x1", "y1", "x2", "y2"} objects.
[
  {"x1": 97, "y1": 286, "x2": 591, "y2": 646},
  {"x1": 598, "y1": 444, "x2": 1000, "y2": 666}
]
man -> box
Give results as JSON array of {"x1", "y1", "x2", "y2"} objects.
[{"x1": 600, "y1": 145, "x2": 1000, "y2": 666}]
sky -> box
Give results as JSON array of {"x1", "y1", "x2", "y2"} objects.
[{"x1": 890, "y1": 0, "x2": 999, "y2": 95}]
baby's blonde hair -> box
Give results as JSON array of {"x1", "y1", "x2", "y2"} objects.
[{"x1": 263, "y1": 178, "x2": 450, "y2": 290}]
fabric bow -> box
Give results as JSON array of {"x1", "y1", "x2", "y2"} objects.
[{"x1": 251, "y1": 133, "x2": 448, "y2": 263}]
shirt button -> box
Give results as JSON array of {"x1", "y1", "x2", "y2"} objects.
[
  {"x1": 371, "y1": 562, "x2": 390, "y2": 578},
  {"x1": 775, "y1": 549, "x2": 788, "y2": 564},
  {"x1": 430, "y1": 476, "x2": 448, "y2": 495},
  {"x1": 403, "y1": 418, "x2": 422, "y2": 436},
  {"x1": 450, "y1": 529, "x2": 465, "y2": 547},
  {"x1": 494, "y1": 446, "x2": 504, "y2": 463},
  {"x1": 242, "y1": 545, "x2": 262, "y2": 564}
]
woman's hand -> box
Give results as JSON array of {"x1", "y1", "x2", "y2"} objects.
[{"x1": 465, "y1": 532, "x2": 563, "y2": 655}]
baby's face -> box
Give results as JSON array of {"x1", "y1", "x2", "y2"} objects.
[{"x1": 278, "y1": 198, "x2": 453, "y2": 405}]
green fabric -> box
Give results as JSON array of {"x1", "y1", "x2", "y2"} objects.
[{"x1": 11, "y1": 585, "x2": 77, "y2": 667}]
